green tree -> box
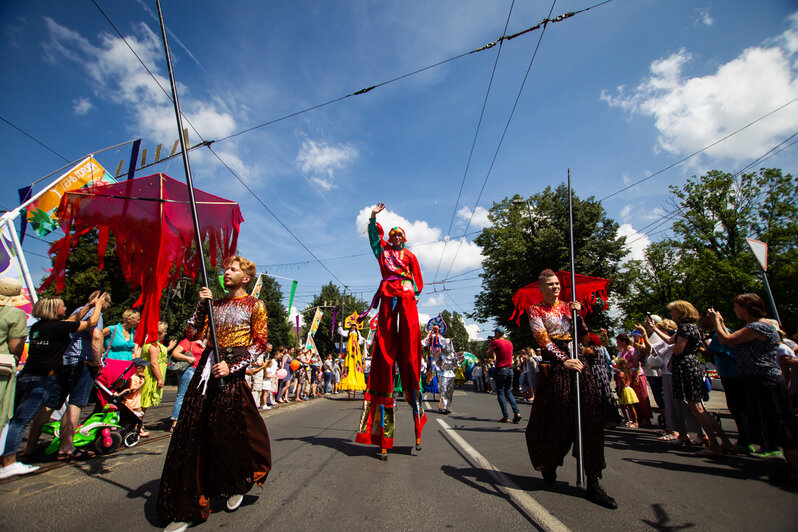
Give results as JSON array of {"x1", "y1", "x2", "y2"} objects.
[
  {"x1": 473, "y1": 184, "x2": 627, "y2": 347},
  {"x1": 256, "y1": 275, "x2": 295, "y2": 349},
  {"x1": 300, "y1": 283, "x2": 367, "y2": 356},
  {"x1": 618, "y1": 168, "x2": 798, "y2": 333},
  {"x1": 440, "y1": 310, "x2": 469, "y2": 351}
]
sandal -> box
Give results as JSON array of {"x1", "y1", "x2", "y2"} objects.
[
  {"x1": 58, "y1": 448, "x2": 95, "y2": 461},
  {"x1": 498, "y1": 418, "x2": 510, "y2": 423},
  {"x1": 658, "y1": 434, "x2": 678, "y2": 441},
  {"x1": 139, "y1": 430, "x2": 150, "y2": 438}
]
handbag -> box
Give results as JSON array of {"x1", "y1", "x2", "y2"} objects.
[
  {"x1": 167, "y1": 356, "x2": 190, "y2": 374},
  {"x1": 0, "y1": 354, "x2": 17, "y2": 377}
]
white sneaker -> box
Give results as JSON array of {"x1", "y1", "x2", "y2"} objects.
[
  {"x1": 226, "y1": 494, "x2": 243, "y2": 511},
  {"x1": 163, "y1": 521, "x2": 190, "y2": 532},
  {"x1": 0, "y1": 461, "x2": 40, "y2": 479},
  {"x1": 260, "y1": 405, "x2": 272, "y2": 410}
]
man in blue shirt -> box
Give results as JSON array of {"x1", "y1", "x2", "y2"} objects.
[{"x1": 58, "y1": 290, "x2": 110, "y2": 459}]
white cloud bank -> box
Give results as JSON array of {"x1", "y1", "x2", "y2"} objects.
[
  {"x1": 617, "y1": 223, "x2": 651, "y2": 263},
  {"x1": 465, "y1": 323, "x2": 483, "y2": 341},
  {"x1": 601, "y1": 12, "x2": 798, "y2": 162},
  {"x1": 355, "y1": 206, "x2": 484, "y2": 275},
  {"x1": 43, "y1": 17, "x2": 237, "y2": 144},
  {"x1": 457, "y1": 205, "x2": 493, "y2": 230}
]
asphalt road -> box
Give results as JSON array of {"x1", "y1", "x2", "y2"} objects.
[{"x1": 1, "y1": 387, "x2": 796, "y2": 531}]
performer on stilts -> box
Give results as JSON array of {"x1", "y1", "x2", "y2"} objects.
[
  {"x1": 523, "y1": 268, "x2": 617, "y2": 509},
  {"x1": 337, "y1": 321, "x2": 367, "y2": 399},
  {"x1": 356, "y1": 202, "x2": 426, "y2": 461},
  {"x1": 158, "y1": 256, "x2": 272, "y2": 531}
]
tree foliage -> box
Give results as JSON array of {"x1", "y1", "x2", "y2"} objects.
[
  {"x1": 440, "y1": 310, "x2": 469, "y2": 352},
  {"x1": 618, "y1": 168, "x2": 798, "y2": 333},
  {"x1": 300, "y1": 282, "x2": 367, "y2": 357},
  {"x1": 256, "y1": 275, "x2": 296, "y2": 349},
  {"x1": 473, "y1": 184, "x2": 627, "y2": 347}
]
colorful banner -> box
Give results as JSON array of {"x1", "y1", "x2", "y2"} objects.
[
  {"x1": 250, "y1": 274, "x2": 263, "y2": 298},
  {"x1": 426, "y1": 313, "x2": 447, "y2": 334},
  {"x1": 306, "y1": 335, "x2": 319, "y2": 357},
  {"x1": 305, "y1": 307, "x2": 323, "y2": 352},
  {"x1": 25, "y1": 156, "x2": 116, "y2": 237},
  {"x1": 286, "y1": 280, "x2": 298, "y2": 318},
  {"x1": 0, "y1": 224, "x2": 35, "y2": 327}
]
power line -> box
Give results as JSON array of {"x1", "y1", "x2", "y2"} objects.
[
  {"x1": 442, "y1": 0, "x2": 559, "y2": 281},
  {"x1": 91, "y1": 0, "x2": 349, "y2": 288},
  {"x1": 599, "y1": 97, "x2": 798, "y2": 201},
  {"x1": 0, "y1": 115, "x2": 70, "y2": 162},
  {"x1": 215, "y1": 0, "x2": 617, "y2": 144},
  {"x1": 432, "y1": 0, "x2": 517, "y2": 283}
]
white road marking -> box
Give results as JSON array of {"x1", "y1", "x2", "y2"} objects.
[{"x1": 436, "y1": 418, "x2": 571, "y2": 532}]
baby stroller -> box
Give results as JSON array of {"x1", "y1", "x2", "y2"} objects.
[{"x1": 41, "y1": 359, "x2": 146, "y2": 456}]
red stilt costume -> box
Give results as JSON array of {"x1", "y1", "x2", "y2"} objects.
[{"x1": 356, "y1": 214, "x2": 426, "y2": 451}]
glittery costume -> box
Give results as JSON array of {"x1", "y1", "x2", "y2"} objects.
[
  {"x1": 425, "y1": 335, "x2": 457, "y2": 413},
  {"x1": 525, "y1": 301, "x2": 607, "y2": 479},
  {"x1": 158, "y1": 295, "x2": 271, "y2": 524},
  {"x1": 338, "y1": 326, "x2": 367, "y2": 391},
  {"x1": 356, "y1": 219, "x2": 426, "y2": 450}
]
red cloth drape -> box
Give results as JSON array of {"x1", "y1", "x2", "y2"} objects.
[
  {"x1": 509, "y1": 271, "x2": 609, "y2": 325},
  {"x1": 40, "y1": 173, "x2": 243, "y2": 344}
]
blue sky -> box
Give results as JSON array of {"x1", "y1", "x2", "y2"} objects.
[{"x1": 2, "y1": 0, "x2": 797, "y2": 340}]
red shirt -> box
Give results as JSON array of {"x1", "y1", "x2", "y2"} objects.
[{"x1": 491, "y1": 338, "x2": 513, "y2": 368}]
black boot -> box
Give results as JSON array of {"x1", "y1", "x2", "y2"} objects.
[
  {"x1": 585, "y1": 478, "x2": 617, "y2": 509},
  {"x1": 542, "y1": 469, "x2": 556, "y2": 485}
]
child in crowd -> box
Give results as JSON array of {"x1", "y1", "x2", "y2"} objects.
[
  {"x1": 124, "y1": 363, "x2": 147, "y2": 434},
  {"x1": 615, "y1": 358, "x2": 639, "y2": 428}
]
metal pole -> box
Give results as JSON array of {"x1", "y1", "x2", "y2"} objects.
[
  {"x1": 156, "y1": 0, "x2": 223, "y2": 385},
  {"x1": 567, "y1": 169, "x2": 585, "y2": 489},
  {"x1": 759, "y1": 265, "x2": 782, "y2": 327},
  {"x1": 4, "y1": 219, "x2": 38, "y2": 304}
]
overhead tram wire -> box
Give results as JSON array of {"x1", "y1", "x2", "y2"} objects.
[
  {"x1": 431, "y1": 0, "x2": 517, "y2": 284},
  {"x1": 91, "y1": 1, "x2": 350, "y2": 288},
  {"x1": 598, "y1": 97, "x2": 798, "y2": 202},
  {"x1": 619, "y1": 129, "x2": 798, "y2": 246},
  {"x1": 442, "y1": 0, "x2": 559, "y2": 282},
  {"x1": 214, "y1": 0, "x2": 618, "y2": 144},
  {"x1": 0, "y1": 116, "x2": 70, "y2": 163}
]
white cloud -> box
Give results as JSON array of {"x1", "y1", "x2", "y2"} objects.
[
  {"x1": 601, "y1": 14, "x2": 798, "y2": 162},
  {"x1": 620, "y1": 204, "x2": 633, "y2": 222},
  {"x1": 417, "y1": 312, "x2": 431, "y2": 327},
  {"x1": 465, "y1": 323, "x2": 483, "y2": 341},
  {"x1": 43, "y1": 18, "x2": 237, "y2": 145},
  {"x1": 696, "y1": 8, "x2": 713, "y2": 26},
  {"x1": 457, "y1": 205, "x2": 492, "y2": 230},
  {"x1": 355, "y1": 206, "x2": 484, "y2": 275},
  {"x1": 617, "y1": 223, "x2": 651, "y2": 263},
  {"x1": 422, "y1": 294, "x2": 445, "y2": 307},
  {"x1": 295, "y1": 139, "x2": 357, "y2": 191},
  {"x1": 72, "y1": 97, "x2": 93, "y2": 115},
  {"x1": 288, "y1": 305, "x2": 305, "y2": 327}
]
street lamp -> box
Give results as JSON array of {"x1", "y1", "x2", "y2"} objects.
[{"x1": 512, "y1": 198, "x2": 535, "y2": 237}]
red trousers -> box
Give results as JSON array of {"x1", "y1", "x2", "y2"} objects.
[{"x1": 355, "y1": 294, "x2": 426, "y2": 449}]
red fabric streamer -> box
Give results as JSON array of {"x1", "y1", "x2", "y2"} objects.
[
  {"x1": 40, "y1": 173, "x2": 244, "y2": 344},
  {"x1": 509, "y1": 271, "x2": 609, "y2": 325}
]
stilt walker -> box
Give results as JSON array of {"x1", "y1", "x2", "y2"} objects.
[{"x1": 355, "y1": 203, "x2": 425, "y2": 460}]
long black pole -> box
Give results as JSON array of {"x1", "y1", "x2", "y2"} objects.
[
  {"x1": 567, "y1": 169, "x2": 585, "y2": 489},
  {"x1": 156, "y1": 0, "x2": 223, "y2": 385}
]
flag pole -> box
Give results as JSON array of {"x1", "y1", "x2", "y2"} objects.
[
  {"x1": 567, "y1": 168, "x2": 585, "y2": 489},
  {"x1": 156, "y1": 0, "x2": 223, "y2": 386}
]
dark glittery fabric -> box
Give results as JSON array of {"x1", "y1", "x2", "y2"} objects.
[{"x1": 157, "y1": 346, "x2": 271, "y2": 524}]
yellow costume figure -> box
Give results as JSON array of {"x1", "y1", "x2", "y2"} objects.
[{"x1": 338, "y1": 325, "x2": 366, "y2": 391}]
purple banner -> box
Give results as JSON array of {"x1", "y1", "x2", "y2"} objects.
[{"x1": 331, "y1": 307, "x2": 338, "y2": 337}]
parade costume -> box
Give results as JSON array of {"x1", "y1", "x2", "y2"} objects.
[
  {"x1": 423, "y1": 333, "x2": 457, "y2": 413},
  {"x1": 524, "y1": 301, "x2": 607, "y2": 480},
  {"x1": 157, "y1": 295, "x2": 271, "y2": 524},
  {"x1": 338, "y1": 326, "x2": 367, "y2": 391},
  {"x1": 356, "y1": 219, "x2": 426, "y2": 453}
]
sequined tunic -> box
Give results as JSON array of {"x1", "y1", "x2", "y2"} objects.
[{"x1": 186, "y1": 295, "x2": 269, "y2": 373}]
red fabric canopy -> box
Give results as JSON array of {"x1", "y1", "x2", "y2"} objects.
[
  {"x1": 41, "y1": 173, "x2": 244, "y2": 344},
  {"x1": 509, "y1": 271, "x2": 609, "y2": 325}
]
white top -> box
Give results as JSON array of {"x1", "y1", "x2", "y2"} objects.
[{"x1": 649, "y1": 336, "x2": 674, "y2": 376}]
